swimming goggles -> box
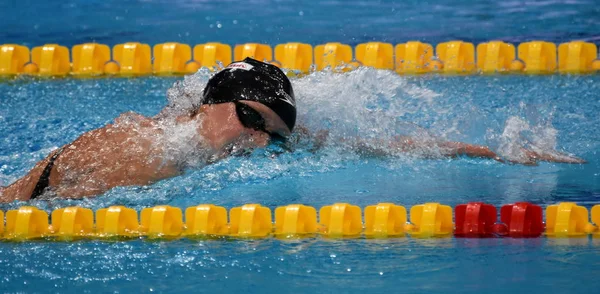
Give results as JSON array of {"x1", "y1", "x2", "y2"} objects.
[{"x1": 234, "y1": 101, "x2": 286, "y2": 142}]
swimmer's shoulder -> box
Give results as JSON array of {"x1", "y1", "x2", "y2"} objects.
[{"x1": 113, "y1": 111, "x2": 157, "y2": 128}]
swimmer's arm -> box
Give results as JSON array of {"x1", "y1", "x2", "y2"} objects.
[
  {"x1": 289, "y1": 130, "x2": 497, "y2": 159},
  {"x1": 410, "y1": 138, "x2": 586, "y2": 164},
  {"x1": 346, "y1": 136, "x2": 500, "y2": 160},
  {"x1": 290, "y1": 129, "x2": 585, "y2": 165},
  {"x1": 352, "y1": 136, "x2": 585, "y2": 164},
  {"x1": 434, "y1": 141, "x2": 503, "y2": 161},
  {"x1": 288, "y1": 126, "x2": 329, "y2": 153}
]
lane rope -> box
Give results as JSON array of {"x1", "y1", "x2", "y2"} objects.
[{"x1": 1, "y1": 202, "x2": 599, "y2": 240}]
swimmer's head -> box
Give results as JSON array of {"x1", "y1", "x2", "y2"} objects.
[{"x1": 201, "y1": 58, "x2": 296, "y2": 136}]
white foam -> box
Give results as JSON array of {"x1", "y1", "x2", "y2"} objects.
[
  {"x1": 293, "y1": 67, "x2": 441, "y2": 143},
  {"x1": 162, "y1": 68, "x2": 213, "y2": 117},
  {"x1": 159, "y1": 117, "x2": 212, "y2": 169},
  {"x1": 492, "y1": 114, "x2": 576, "y2": 164},
  {"x1": 152, "y1": 67, "x2": 575, "y2": 174}
]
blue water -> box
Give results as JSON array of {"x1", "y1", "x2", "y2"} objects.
[
  {"x1": 2, "y1": 0, "x2": 600, "y2": 293},
  {"x1": 2, "y1": 0, "x2": 600, "y2": 47}
]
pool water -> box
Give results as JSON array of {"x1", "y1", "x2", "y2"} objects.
[{"x1": 2, "y1": 0, "x2": 600, "y2": 293}]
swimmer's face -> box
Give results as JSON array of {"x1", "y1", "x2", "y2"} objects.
[
  {"x1": 237, "y1": 101, "x2": 291, "y2": 137},
  {"x1": 199, "y1": 101, "x2": 290, "y2": 151}
]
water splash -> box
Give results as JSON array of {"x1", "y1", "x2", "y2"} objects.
[
  {"x1": 162, "y1": 68, "x2": 213, "y2": 118},
  {"x1": 294, "y1": 67, "x2": 441, "y2": 141},
  {"x1": 490, "y1": 103, "x2": 577, "y2": 163}
]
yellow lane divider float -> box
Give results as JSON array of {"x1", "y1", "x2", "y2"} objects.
[
  {"x1": 518, "y1": 41, "x2": 558, "y2": 74},
  {"x1": 192, "y1": 42, "x2": 232, "y2": 72},
  {"x1": 545, "y1": 202, "x2": 595, "y2": 238},
  {"x1": 72, "y1": 43, "x2": 111, "y2": 76},
  {"x1": 409, "y1": 203, "x2": 453, "y2": 238},
  {"x1": 1, "y1": 40, "x2": 599, "y2": 77},
  {"x1": 96, "y1": 206, "x2": 139, "y2": 237},
  {"x1": 436, "y1": 41, "x2": 476, "y2": 74},
  {"x1": 235, "y1": 43, "x2": 273, "y2": 62},
  {"x1": 141, "y1": 205, "x2": 183, "y2": 238},
  {"x1": 31, "y1": 44, "x2": 71, "y2": 77},
  {"x1": 153, "y1": 43, "x2": 192, "y2": 76},
  {"x1": 364, "y1": 203, "x2": 406, "y2": 237},
  {"x1": 0, "y1": 44, "x2": 29, "y2": 75},
  {"x1": 395, "y1": 41, "x2": 434, "y2": 74},
  {"x1": 477, "y1": 41, "x2": 516, "y2": 74},
  {"x1": 558, "y1": 41, "x2": 598, "y2": 74},
  {"x1": 314, "y1": 42, "x2": 353, "y2": 71},
  {"x1": 2, "y1": 202, "x2": 600, "y2": 241},
  {"x1": 5, "y1": 206, "x2": 49, "y2": 240},
  {"x1": 230, "y1": 204, "x2": 272, "y2": 238},
  {"x1": 320, "y1": 203, "x2": 362, "y2": 237},
  {"x1": 185, "y1": 204, "x2": 228, "y2": 236},
  {"x1": 355, "y1": 42, "x2": 394, "y2": 70},
  {"x1": 275, "y1": 204, "x2": 317, "y2": 237},
  {"x1": 111, "y1": 42, "x2": 152, "y2": 76},
  {"x1": 275, "y1": 42, "x2": 313, "y2": 73}
]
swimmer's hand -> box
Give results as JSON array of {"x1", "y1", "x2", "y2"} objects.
[
  {"x1": 512, "y1": 147, "x2": 587, "y2": 165},
  {"x1": 423, "y1": 140, "x2": 586, "y2": 165}
]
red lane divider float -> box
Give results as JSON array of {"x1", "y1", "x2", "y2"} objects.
[
  {"x1": 500, "y1": 202, "x2": 544, "y2": 238},
  {"x1": 455, "y1": 202, "x2": 498, "y2": 238}
]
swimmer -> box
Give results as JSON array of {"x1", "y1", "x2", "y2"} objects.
[{"x1": 0, "y1": 58, "x2": 585, "y2": 203}]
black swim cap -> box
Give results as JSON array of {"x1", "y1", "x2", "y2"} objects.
[{"x1": 202, "y1": 57, "x2": 296, "y2": 132}]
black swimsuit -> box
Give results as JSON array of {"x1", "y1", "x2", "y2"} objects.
[{"x1": 30, "y1": 147, "x2": 64, "y2": 200}]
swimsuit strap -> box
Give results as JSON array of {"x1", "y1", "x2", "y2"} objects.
[{"x1": 30, "y1": 147, "x2": 65, "y2": 200}]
